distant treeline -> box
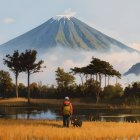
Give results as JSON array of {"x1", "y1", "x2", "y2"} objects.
[{"x1": 0, "y1": 49, "x2": 140, "y2": 105}]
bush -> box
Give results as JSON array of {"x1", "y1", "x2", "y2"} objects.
[{"x1": 103, "y1": 84, "x2": 123, "y2": 99}]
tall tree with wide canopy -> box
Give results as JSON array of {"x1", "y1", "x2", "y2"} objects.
[
  {"x1": 71, "y1": 57, "x2": 121, "y2": 102},
  {"x1": 71, "y1": 67, "x2": 85, "y2": 85},
  {"x1": 3, "y1": 50, "x2": 22, "y2": 98},
  {"x1": 20, "y1": 50, "x2": 45, "y2": 103},
  {"x1": 71, "y1": 67, "x2": 87, "y2": 95}
]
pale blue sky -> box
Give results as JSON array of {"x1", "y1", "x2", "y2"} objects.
[{"x1": 0, "y1": 0, "x2": 140, "y2": 50}]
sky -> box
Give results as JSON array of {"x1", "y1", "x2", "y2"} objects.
[
  {"x1": 0, "y1": 0, "x2": 140, "y2": 51},
  {"x1": 0, "y1": 0, "x2": 140, "y2": 86}
]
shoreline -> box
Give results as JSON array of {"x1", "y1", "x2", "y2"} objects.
[{"x1": 0, "y1": 98, "x2": 140, "y2": 109}]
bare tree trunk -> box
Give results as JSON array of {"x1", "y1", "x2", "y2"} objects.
[
  {"x1": 116, "y1": 77, "x2": 118, "y2": 85},
  {"x1": 108, "y1": 76, "x2": 110, "y2": 85},
  {"x1": 27, "y1": 71, "x2": 30, "y2": 104},
  {"x1": 80, "y1": 74, "x2": 84, "y2": 86},
  {"x1": 95, "y1": 87, "x2": 100, "y2": 103},
  {"x1": 80, "y1": 74, "x2": 85, "y2": 95},
  {"x1": 93, "y1": 75, "x2": 94, "y2": 81},
  {"x1": 96, "y1": 93, "x2": 100, "y2": 103},
  {"x1": 85, "y1": 74, "x2": 88, "y2": 83},
  {"x1": 99, "y1": 74, "x2": 102, "y2": 88},
  {"x1": 96, "y1": 74, "x2": 98, "y2": 82},
  {"x1": 105, "y1": 75, "x2": 107, "y2": 87},
  {"x1": 15, "y1": 74, "x2": 18, "y2": 98}
]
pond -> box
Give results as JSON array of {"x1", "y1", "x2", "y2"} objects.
[{"x1": 0, "y1": 107, "x2": 140, "y2": 122}]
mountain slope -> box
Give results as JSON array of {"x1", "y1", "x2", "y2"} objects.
[
  {"x1": 124, "y1": 63, "x2": 140, "y2": 76},
  {"x1": 0, "y1": 16, "x2": 136, "y2": 52}
]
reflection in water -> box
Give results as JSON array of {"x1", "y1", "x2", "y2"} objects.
[
  {"x1": 16, "y1": 110, "x2": 57, "y2": 120},
  {"x1": 0, "y1": 107, "x2": 140, "y2": 122}
]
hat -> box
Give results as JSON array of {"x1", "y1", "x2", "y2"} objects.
[{"x1": 65, "y1": 97, "x2": 69, "y2": 100}]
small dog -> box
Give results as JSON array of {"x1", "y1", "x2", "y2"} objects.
[{"x1": 71, "y1": 116, "x2": 82, "y2": 127}]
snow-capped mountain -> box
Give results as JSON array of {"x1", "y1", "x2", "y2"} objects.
[{"x1": 0, "y1": 15, "x2": 136, "y2": 53}]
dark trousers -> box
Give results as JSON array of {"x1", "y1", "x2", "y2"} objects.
[{"x1": 63, "y1": 115, "x2": 70, "y2": 127}]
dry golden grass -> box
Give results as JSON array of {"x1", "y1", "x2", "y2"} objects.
[{"x1": 0, "y1": 119, "x2": 140, "y2": 140}]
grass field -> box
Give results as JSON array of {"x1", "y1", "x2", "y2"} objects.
[{"x1": 0, "y1": 119, "x2": 140, "y2": 140}]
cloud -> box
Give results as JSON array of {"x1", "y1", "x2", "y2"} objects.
[
  {"x1": 130, "y1": 43, "x2": 140, "y2": 51},
  {"x1": 35, "y1": 48, "x2": 140, "y2": 86},
  {"x1": 2, "y1": 17, "x2": 15, "y2": 24},
  {"x1": 0, "y1": 47, "x2": 140, "y2": 87},
  {"x1": 57, "y1": 9, "x2": 76, "y2": 18}
]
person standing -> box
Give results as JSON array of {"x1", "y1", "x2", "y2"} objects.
[{"x1": 62, "y1": 96, "x2": 73, "y2": 127}]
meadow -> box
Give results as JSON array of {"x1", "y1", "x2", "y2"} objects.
[{"x1": 0, "y1": 119, "x2": 140, "y2": 140}]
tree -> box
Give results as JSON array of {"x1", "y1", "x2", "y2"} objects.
[
  {"x1": 71, "y1": 57, "x2": 121, "y2": 102},
  {"x1": 71, "y1": 67, "x2": 84, "y2": 85},
  {"x1": 103, "y1": 84, "x2": 123, "y2": 100},
  {"x1": 30, "y1": 82, "x2": 39, "y2": 97},
  {"x1": 3, "y1": 50, "x2": 22, "y2": 98},
  {"x1": 18, "y1": 83, "x2": 26, "y2": 97},
  {"x1": 124, "y1": 82, "x2": 140, "y2": 98},
  {"x1": 56, "y1": 67, "x2": 75, "y2": 87},
  {"x1": 56, "y1": 67, "x2": 75, "y2": 97},
  {"x1": 20, "y1": 50, "x2": 45, "y2": 103},
  {"x1": 0, "y1": 70, "x2": 13, "y2": 98}
]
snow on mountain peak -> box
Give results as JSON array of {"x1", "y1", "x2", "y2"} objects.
[
  {"x1": 53, "y1": 14, "x2": 73, "y2": 21},
  {"x1": 52, "y1": 9, "x2": 76, "y2": 21},
  {"x1": 0, "y1": 14, "x2": 137, "y2": 53}
]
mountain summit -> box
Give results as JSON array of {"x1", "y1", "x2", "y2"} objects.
[{"x1": 0, "y1": 16, "x2": 136, "y2": 52}]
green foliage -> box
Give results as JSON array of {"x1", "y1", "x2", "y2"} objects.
[
  {"x1": 56, "y1": 67, "x2": 75, "y2": 88},
  {"x1": 3, "y1": 50, "x2": 22, "y2": 98},
  {"x1": 3, "y1": 50, "x2": 22, "y2": 75},
  {"x1": 18, "y1": 83, "x2": 27, "y2": 97},
  {"x1": 3, "y1": 49, "x2": 45, "y2": 101},
  {"x1": 124, "y1": 82, "x2": 140, "y2": 98},
  {"x1": 71, "y1": 57, "x2": 121, "y2": 102},
  {"x1": 0, "y1": 70, "x2": 13, "y2": 97},
  {"x1": 20, "y1": 50, "x2": 45, "y2": 74},
  {"x1": 1, "y1": 52, "x2": 125, "y2": 102},
  {"x1": 103, "y1": 84, "x2": 123, "y2": 99},
  {"x1": 84, "y1": 79, "x2": 101, "y2": 100},
  {"x1": 20, "y1": 50, "x2": 45, "y2": 103},
  {"x1": 55, "y1": 67, "x2": 75, "y2": 98}
]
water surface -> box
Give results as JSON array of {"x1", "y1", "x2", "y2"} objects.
[{"x1": 0, "y1": 107, "x2": 140, "y2": 122}]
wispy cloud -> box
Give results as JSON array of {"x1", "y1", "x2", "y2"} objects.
[
  {"x1": 33, "y1": 48, "x2": 140, "y2": 86},
  {"x1": 0, "y1": 47, "x2": 140, "y2": 87},
  {"x1": 2, "y1": 17, "x2": 15, "y2": 24}
]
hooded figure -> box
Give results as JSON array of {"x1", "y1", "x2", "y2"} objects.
[{"x1": 61, "y1": 96, "x2": 73, "y2": 127}]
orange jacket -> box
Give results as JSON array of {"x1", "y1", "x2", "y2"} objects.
[{"x1": 61, "y1": 100, "x2": 73, "y2": 115}]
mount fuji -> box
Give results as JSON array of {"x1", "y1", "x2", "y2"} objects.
[{"x1": 0, "y1": 15, "x2": 137, "y2": 53}]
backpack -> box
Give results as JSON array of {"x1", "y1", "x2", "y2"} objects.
[{"x1": 63, "y1": 101, "x2": 71, "y2": 115}]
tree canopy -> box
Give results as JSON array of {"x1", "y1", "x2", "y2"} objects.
[
  {"x1": 0, "y1": 70, "x2": 13, "y2": 98},
  {"x1": 56, "y1": 67, "x2": 75, "y2": 88},
  {"x1": 20, "y1": 50, "x2": 45, "y2": 103},
  {"x1": 3, "y1": 50, "x2": 22, "y2": 98}
]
